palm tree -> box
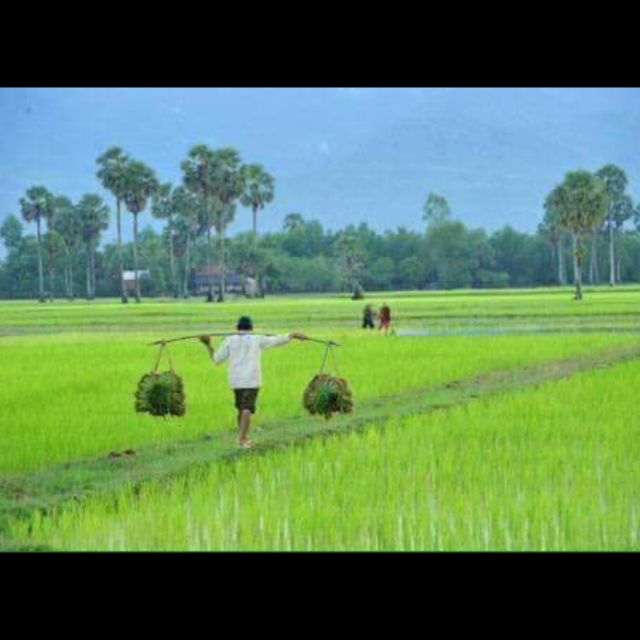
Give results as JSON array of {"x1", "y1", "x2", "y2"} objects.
[
  {"x1": 121, "y1": 160, "x2": 159, "y2": 303},
  {"x1": 613, "y1": 193, "x2": 634, "y2": 284},
  {"x1": 182, "y1": 145, "x2": 244, "y2": 302},
  {"x1": 212, "y1": 202, "x2": 236, "y2": 302},
  {"x1": 20, "y1": 186, "x2": 53, "y2": 302},
  {"x1": 182, "y1": 145, "x2": 219, "y2": 302},
  {"x1": 240, "y1": 164, "x2": 274, "y2": 297},
  {"x1": 43, "y1": 196, "x2": 63, "y2": 302},
  {"x1": 53, "y1": 196, "x2": 81, "y2": 300},
  {"x1": 210, "y1": 148, "x2": 244, "y2": 302},
  {"x1": 552, "y1": 171, "x2": 609, "y2": 300},
  {"x1": 152, "y1": 182, "x2": 179, "y2": 298},
  {"x1": 77, "y1": 195, "x2": 109, "y2": 300},
  {"x1": 543, "y1": 187, "x2": 567, "y2": 285},
  {"x1": 595, "y1": 165, "x2": 633, "y2": 287},
  {"x1": 171, "y1": 186, "x2": 200, "y2": 298},
  {"x1": 197, "y1": 198, "x2": 217, "y2": 302},
  {"x1": 97, "y1": 147, "x2": 131, "y2": 303},
  {"x1": 240, "y1": 164, "x2": 275, "y2": 235},
  {"x1": 588, "y1": 223, "x2": 601, "y2": 285}
]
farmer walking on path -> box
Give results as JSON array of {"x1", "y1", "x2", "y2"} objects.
[{"x1": 200, "y1": 316, "x2": 308, "y2": 449}]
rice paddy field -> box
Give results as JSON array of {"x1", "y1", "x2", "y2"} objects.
[{"x1": 1, "y1": 285, "x2": 639, "y2": 551}]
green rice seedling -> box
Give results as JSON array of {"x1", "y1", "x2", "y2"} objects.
[
  {"x1": 1, "y1": 286, "x2": 640, "y2": 336},
  {"x1": 134, "y1": 371, "x2": 186, "y2": 417},
  {"x1": 12, "y1": 359, "x2": 640, "y2": 552},
  {"x1": 1, "y1": 286, "x2": 640, "y2": 477},
  {"x1": 0, "y1": 329, "x2": 637, "y2": 475},
  {"x1": 303, "y1": 374, "x2": 354, "y2": 420}
]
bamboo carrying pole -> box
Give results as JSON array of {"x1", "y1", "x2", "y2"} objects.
[{"x1": 148, "y1": 333, "x2": 340, "y2": 347}]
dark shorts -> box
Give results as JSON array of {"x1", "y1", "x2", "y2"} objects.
[{"x1": 234, "y1": 388, "x2": 259, "y2": 414}]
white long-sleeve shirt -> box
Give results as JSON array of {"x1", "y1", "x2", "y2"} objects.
[{"x1": 213, "y1": 333, "x2": 291, "y2": 389}]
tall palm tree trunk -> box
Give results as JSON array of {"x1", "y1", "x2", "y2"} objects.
[
  {"x1": 608, "y1": 221, "x2": 615, "y2": 286},
  {"x1": 217, "y1": 228, "x2": 225, "y2": 303},
  {"x1": 168, "y1": 214, "x2": 177, "y2": 298},
  {"x1": 48, "y1": 240, "x2": 55, "y2": 302},
  {"x1": 86, "y1": 242, "x2": 92, "y2": 299},
  {"x1": 252, "y1": 205, "x2": 263, "y2": 297},
  {"x1": 36, "y1": 217, "x2": 45, "y2": 302},
  {"x1": 133, "y1": 213, "x2": 141, "y2": 303},
  {"x1": 615, "y1": 228, "x2": 622, "y2": 284},
  {"x1": 558, "y1": 236, "x2": 567, "y2": 285},
  {"x1": 183, "y1": 230, "x2": 192, "y2": 298},
  {"x1": 572, "y1": 231, "x2": 582, "y2": 301},
  {"x1": 63, "y1": 257, "x2": 68, "y2": 299},
  {"x1": 589, "y1": 234, "x2": 598, "y2": 284},
  {"x1": 117, "y1": 198, "x2": 128, "y2": 303},
  {"x1": 91, "y1": 243, "x2": 97, "y2": 300},
  {"x1": 63, "y1": 247, "x2": 71, "y2": 299},
  {"x1": 206, "y1": 226, "x2": 214, "y2": 302},
  {"x1": 69, "y1": 249, "x2": 75, "y2": 300}
]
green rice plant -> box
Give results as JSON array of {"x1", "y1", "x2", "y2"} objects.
[
  {"x1": 1, "y1": 286, "x2": 640, "y2": 336},
  {"x1": 1, "y1": 288, "x2": 640, "y2": 477},
  {"x1": 11, "y1": 359, "x2": 640, "y2": 551},
  {"x1": 0, "y1": 329, "x2": 637, "y2": 475}
]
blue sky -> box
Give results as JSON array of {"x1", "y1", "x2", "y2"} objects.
[{"x1": 1, "y1": 87, "x2": 639, "y2": 253}]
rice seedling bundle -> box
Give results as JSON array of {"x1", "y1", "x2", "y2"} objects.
[
  {"x1": 134, "y1": 344, "x2": 186, "y2": 417},
  {"x1": 134, "y1": 371, "x2": 186, "y2": 417},
  {"x1": 303, "y1": 374, "x2": 354, "y2": 420},
  {"x1": 302, "y1": 343, "x2": 354, "y2": 420}
]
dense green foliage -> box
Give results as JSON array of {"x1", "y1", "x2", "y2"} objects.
[{"x1": 3, "y1": 215, "x2": 640, "y2": 299}]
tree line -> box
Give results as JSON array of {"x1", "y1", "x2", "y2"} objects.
[
  {"x1": 2, "y1": 145, "x2": 275, "y2": 304},
  {"x1": 1, "y1": 149, "x2": 639, "y2": 301}
]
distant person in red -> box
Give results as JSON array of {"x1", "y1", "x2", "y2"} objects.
[{"x1": 379, "y1": 303, "x2": 391, "y2": 335}]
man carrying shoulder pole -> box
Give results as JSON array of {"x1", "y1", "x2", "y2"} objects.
[{"x1": 200, "y1": 316, "x2": 308, "y2": 449}]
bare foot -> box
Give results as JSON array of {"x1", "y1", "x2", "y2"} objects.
[{"x1": 238, "y1": 440, "x2": 254, "y2": 449}]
